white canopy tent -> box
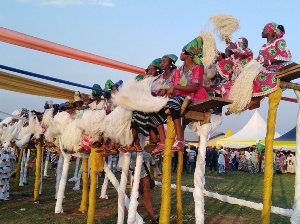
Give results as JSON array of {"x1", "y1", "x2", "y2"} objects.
[{"x1": 217, "y1": 110, "x2": 281, "y2": 148}]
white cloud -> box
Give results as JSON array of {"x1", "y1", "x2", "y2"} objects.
[{"x1": 18, "y1": 0, "x2": 114, "y2": 7}]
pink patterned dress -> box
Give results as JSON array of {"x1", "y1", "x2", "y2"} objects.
[
  {"x1": 253, "y1": 38, "x2": 292, "y2": 97},
  {"x1": 172, "y1": 65, "x2": 209, "y2": 102},
  {"x1": 214, "y1": 58, "x2": 234, "y2": 99},
  {"x1": 231, "y1": 38, "x2": 253, "y2": 79}
]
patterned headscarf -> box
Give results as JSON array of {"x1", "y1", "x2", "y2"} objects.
[
  {"x1": 21, "y1": 108, "x2": 29, "y2": 114},
  {"x1": 92, "y1": 84, "x2": 103, "y2": 97},
  {"x1": 74, "y1": 91, "x2": 83, "y2": 102},
  {"x1": 164, "y1": 54, "x2": 178, "y2": 64},
  {"x1": 104, "y1": 80, "x2": 114, "y2": 91},
  {"x1": 135, "y1": 75, "x2": 144, "y2": 81},
  {"x1": 183, "y1": 36, "x2": 204, "y2": 67},
  {"x1": 149, "y1": 58, "x2": 162, "y2": 73},
  {"x1": 113, "y1": 80, "x2": 123, "y2": 88},
  {"x1": 235, "y1": 37, "x2": 248, "y2": 49},
  {"x1": 265, "y1": 22, "x2": 284, "y2": 38}
]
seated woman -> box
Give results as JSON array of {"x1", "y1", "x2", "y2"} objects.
[
  {"x1": 246, "y1": 22, "x2": 292, "y2": 110},
  {"x1": 165, "y1": 36, "x2": 209, "y2": 151},
  {"x1": 124, "y1": 58, "x2": 164, "y2": 153},
  {"x1": 213, "y1": 47, "x2": 235, "y2": 99},
  {"x1": 227, "y1": 37, "x2": 253, "y2": 79}
]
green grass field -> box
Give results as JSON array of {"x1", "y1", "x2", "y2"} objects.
[{"x1": 0, "y1": 162, "x2": 294, "y2": 224}]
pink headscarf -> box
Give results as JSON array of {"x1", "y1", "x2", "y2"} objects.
[
  {"x1": 235, "y1": 37, "x2": 248, "y2": 49},
  {"x1": 265, "y1": 22, "x2": 284, "y2": 38}
]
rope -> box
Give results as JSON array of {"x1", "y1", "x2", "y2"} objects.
[
  {"x1": 79, "y1": 158, "x2": 89, "y2": 213},
  {"x1": 291, "y1": 90, "x2": 300, "y2": 223},
  {"x1": 117, "y1": 152, "x2": 131, "y2": 224},
  {"x1": 155, "y1": 181, "x2": 293, "y2": 217},
  {"x1": 99, "y1": 155, "x2": 112, "y2": 199},
  {"x1": 33, "y1": 144, "x2": 42, "y2": 201},
  {"x1": 194, "y1": 123, "x2": 211, "y2": 224},
  {"x1": 104, "y1": 163, "x2": 144, "y2": 223},
  {"x1": 159, "y1": 116, "x2": 176, "y2": 223},
  {"x1": 261, "y1": 87, "x2": 282, "y2": 224},
  {"x1": 0, "y1": 64, "x2": 110, "y2": 93}
]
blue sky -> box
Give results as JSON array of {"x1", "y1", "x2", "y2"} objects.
[{"x1": 0, "y1": 0, "x2": 299, "y2": 135}]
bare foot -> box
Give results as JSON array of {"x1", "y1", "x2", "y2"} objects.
[{"x1": 244, "y1": 98, "x2": 261, "y2": 111}]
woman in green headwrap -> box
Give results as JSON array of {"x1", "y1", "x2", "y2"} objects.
[
  {"x1": 89, "y1": 84, "x2": 105, "y2": 110},
  {"x1": 150, "y1": 54, "x2": 178, "y2": 154},
  {"x1": 126, "y1": 58, "x2": 163, "y2": 152},
  {"x1": 165, "y1": 37, "x2": 209, "y2": 151}
]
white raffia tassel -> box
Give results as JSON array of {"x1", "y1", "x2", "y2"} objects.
[
  {"x1": 228, "y1": 60, "x2": 264, "y2": 114},
  {"x1": 209, "y1": 14, "x2": 240, "y2": 41},
  {"x1": 60, "y1": 119, "x2": 82, "y2": 153},
  {"x1": 77, "y1": 109, "x2": 106, "y2": 137},
  {"x1": 42, "y1": 108, "x2": 54, "y2": 127},
  {"x1": 112, "y1": 76, "x2": 168, "y2": 113},
  {"x1": 203, "y1": 64, "x2": 218, "y2": 87},
  {"x1": 102, "y1": 107, "x2": 133, "y2": 146},
  {"x1": 200, "y1": 31, "x2": 218, "y2": 67}
]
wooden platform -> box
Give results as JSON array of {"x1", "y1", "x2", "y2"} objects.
[
  {"x1": 277, "y1": 63, "x2": 300, "y2": 82},
  {"x1": 182, "y1": 97, "x2": 232, "y2": 124},
  {"x1": 186, "y1": 97, "x2": 232, "y2": 113}
]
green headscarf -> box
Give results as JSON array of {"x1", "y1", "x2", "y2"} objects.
[
  {"x1": 92, "y1": 84, "x2": 103, "y2": 97},
  {"x1": 164, "y1": 54, "x2": 178, "y2": 64},
  {"x1": 183, "y1": 36, "x2": 204, "y2": 67},
  {"x1": 104, "y1": 80, "x2": 114, "y2": 92},
  {"x1": 135, "y1": 74, "x2": 144, "y2": 81},
  {"x1": 148, "y1": 58, "x2": 162, "y2": 73}
]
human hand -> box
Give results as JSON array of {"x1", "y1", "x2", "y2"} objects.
[
  {"x1": 166, "y1": 86, "x2": 175, "y2": 98},
  {"x1": 158, "y1": 89, "x2": 166, "y2": 97}
]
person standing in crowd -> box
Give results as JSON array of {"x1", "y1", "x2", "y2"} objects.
[
  {"x1": 210, "y1": 146, "x2": 218, "y2": 173},
  {"x1": 187, "y1": 146, "x2": 196, "y2": 174},
  {"x1": 0, "y1": 142, "x2": 16, "y2": 201},
  {"x1": 218, "y1": 150, "x2": 226, "y2": 175},
  {"x1": 183, "y1": 146, "x2": 189, "y2": 174},
  {"x1": 206, "y1": 146, "x2": 211, "y2": 168},
  {"x1": 229, "y1": 151, "x2": 236, "y2": 171}
]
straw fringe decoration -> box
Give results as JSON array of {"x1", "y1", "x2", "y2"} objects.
[
  {"x1": 77, "y1": 109, "x2": 106, "y2": 138},
  {"x1": 203, "y1": 64, "x2": 218, "y2": 87},
  {"x1": 16, "y1": 125, "x2": 31, "y2": 149},
  {"x1": 200, "y1": 31, "x2": 218, "y2": 67},
  {"x1": 209, "y1": 14, "x2": 240, "y2": 41},
  {"x1": 112, "y1": 76, "x2": 168, "y2": 113},
  {"x1": 102, "y1": 106, "x2": 133, "y2": 146},
  {"x1": 42, "y1": 108, "x2": 54, "y2": 127},
  {"x1": 60, "y1": 119, "x2": 82, "y2": 153},
  {"x1": 228, "y1": 60, "x2": 264, "y2": 114}
]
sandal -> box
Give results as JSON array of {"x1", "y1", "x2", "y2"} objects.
[
  {"x1": 170, "y1": 140, "x2": 185, "y2": 152},
  {"x1": 126, "y1": 145, "x2": 143, "y2": 153},
  {"x1": 118, "y1": 146, "x2": 128, "y2": 153},
  {"x1": 144, "y1": 142, "x2": 158, "y2": 153},
  {"x1": 151, "y1": 143, "x2": 165, "y2": 155}
]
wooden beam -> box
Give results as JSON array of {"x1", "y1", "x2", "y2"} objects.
[
  {"x1": 187, "y1": 97, "x2": 232, "y2": 113},
  {"x1": 183, "y1": 111, "x2": 211, "y2": 125},
  {"x1": 277, "y1": 63, "x2": 300, "y2": 82},
  {"x1": 279, "y1": 81, "x2": 300, "y2": 91}
]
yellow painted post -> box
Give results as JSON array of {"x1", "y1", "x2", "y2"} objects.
[
  {"x1": 159, "y1": 116, "x2": 176, "y2": 223},
  {"x1": 79, "y1": 158, "x2": 89, "y2": 213},
  {"x1": 15, "y1": 148, "x2": 24, "y2": 189},
  {"x1": 34, "y1": 143, "x2": 42, "y2": 201},
  {"x1": 87, "y1": 148, "x2": 105, "y2": 224},
  {"x1": 176, "y1": 150, "x2": 183, "y2": 224},
  {"x1": 261, "y1": 87, "x2": 282, "y2": 224}
]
